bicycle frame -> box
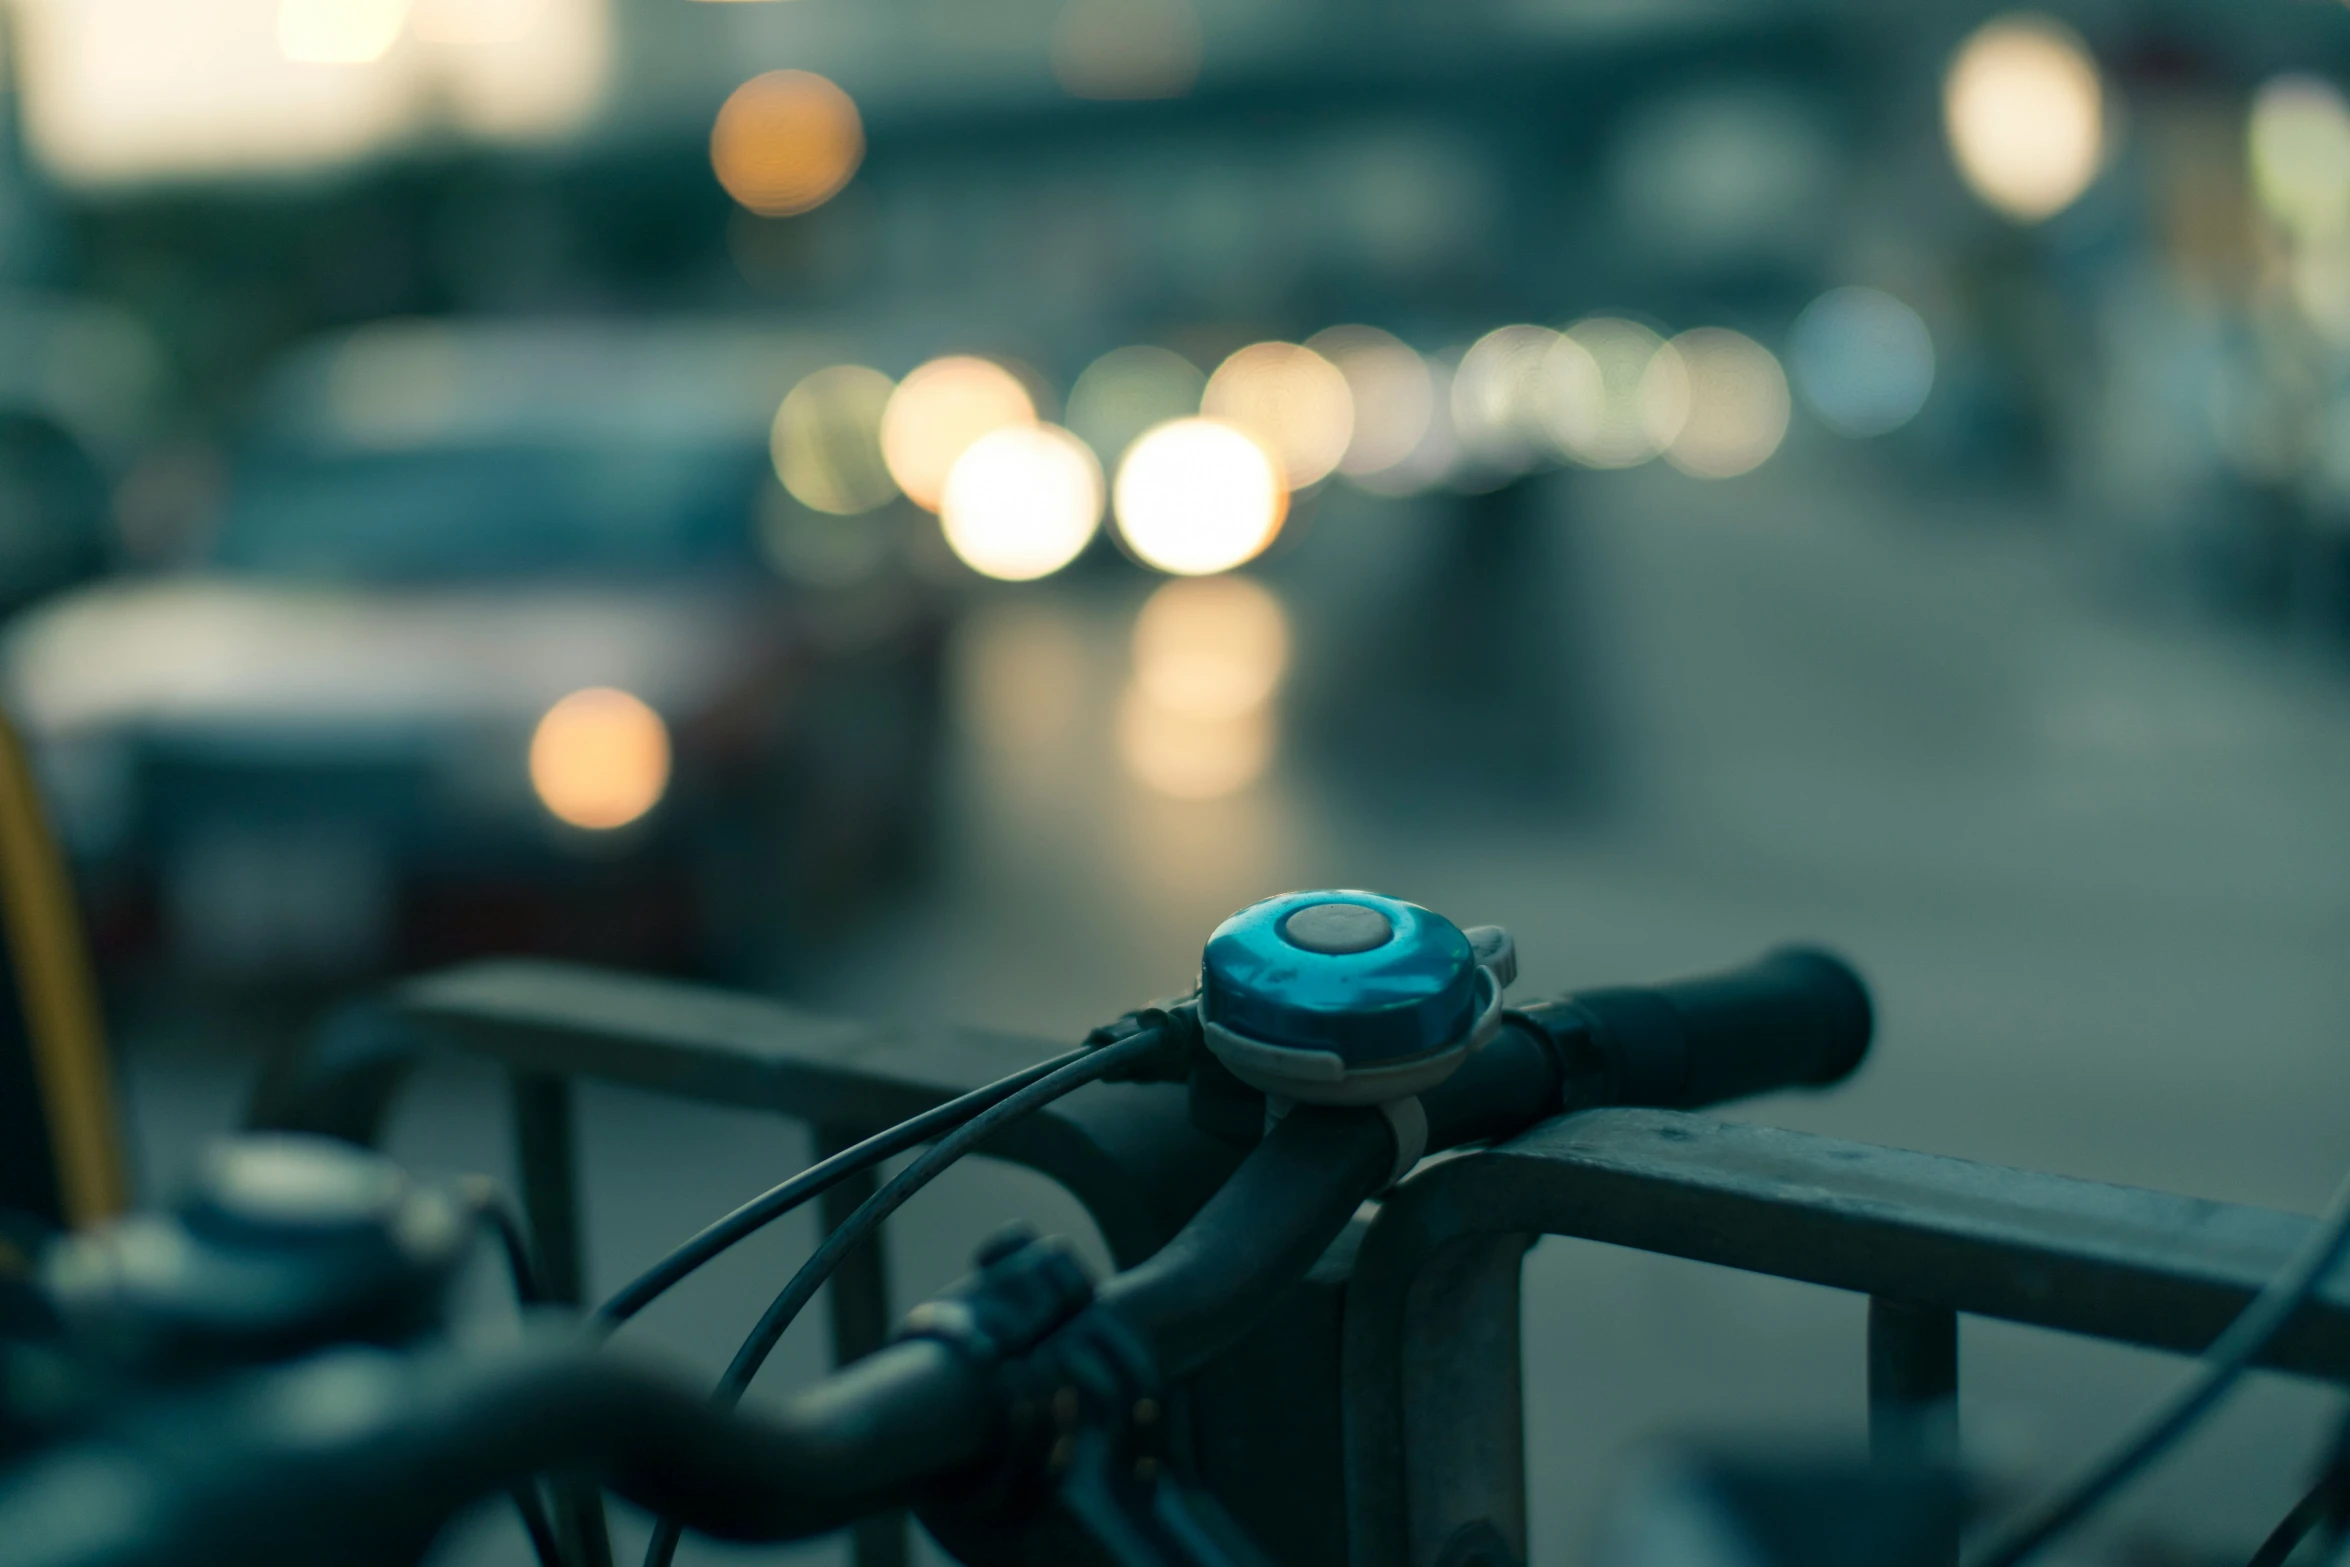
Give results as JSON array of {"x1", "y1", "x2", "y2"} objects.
[{"x1": 252, "y1": 959, "x2": 2350, "y2": 1567}]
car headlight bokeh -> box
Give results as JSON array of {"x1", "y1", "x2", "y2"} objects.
[
  {"x1": 529, "y1": 687, "x2": 670, "y2": 831},
  {"x1": 1111, "y1": 418, "x2": 1287, "y2": 577},
  {"x1": 939, "y1": 424, "x2": 1104, "y2": 582}
]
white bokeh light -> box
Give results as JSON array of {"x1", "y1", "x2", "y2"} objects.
[
  {"x1": 1113, "y1": 418, "x2": 1286, "y2": 576},
  {"x1": 1658, "y1": 328, "x2": 1790, "y2": 479},
  {"x1": 1305, "y1": 325, "x2": 1434, "y2": 479},
  {"x1": 2251, "y1": 76, "x2": 2350, "y2": 238},
  {"x1": 881, "y1": 356, "x2": 1036, "y2": 513},
  {"x1": 939, "y1": 425, "x2": 1103, "y2": 582},
  {"x1": 1451, "y1": 325, "x2": 1560, "y2": 474},
  {"x1": 1943, "y1": 14, "x2": 2105, "y2": 222},
  {"x1": 1201, "y1": 342, "x2": 1354, "y2": 491},
  {"x1": 277, "y1": 0, "x2": 410, "y2": 63},
  {"x1": 14, "y1": 0, "x2": 608, "y2": 183},
  {"x1": 1546, "y1": 318, "x2": 1681, "y2": 469}
]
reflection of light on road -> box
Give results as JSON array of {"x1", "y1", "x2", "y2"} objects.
[
  {"x1": 1122, "y1": 575, "x2": 1287, "y2": 799},
  {"x1": 1943, "y1": 15, "x2": 2103, "y2": 222},
  {"x1": 940, "y1": 425, "x2": 1103, "y2": 581},
  {"x1": 1202, "y1": 342, "x2": 1353, "y2": 490},
  {"x1": 1657, "y1": 329, "x2": 1790, "y2": 479},
  {"x1": 1548, "y1": 318, "x2": 1679, "y2": 469},
  {"x1": 1067, "y1": 346, "x2": 1205, "y2": 468},
  {"x1": 530, "y1": 688, "x2": 670, "y2": 830},
  {"x1": 952, "y1": 593, "x2": 1294, "y2": 909},
  {"x1": 1113, "y1": 418, "x2": 1286, "y2": 575},
  {"x1": 1452, "y1": 325, "x2": 1558, "y2": 473},
  {"x1": 1308, "y1": 325, "x2": 1433, "y2": 479},
  {"x1": 1051, "y1": 0, "x2": 1200, "y2": 99},
  {"x1": 1118, "y1": 687, "x2": 1273, "y2": 800},
  {"x1": 772, "y1": 365, "x2": 897, "y2": 515},
  {"x1": 882, "y1": 356, "x2": 1036, "y2": 513},
  {"x1": 711, "y1": 70, "x2": 864, "y2": 218},
  {"x1": 2251, "y1": 76, "x2": 2350, "y2": 238},
  {"x1": 1133, "y1": 575, "x2": 1288, "y2": 719},
  {"x1": 1787, "y1": 287, "x2": 1935, "y2": 437},
  {"x1": 278, "y1": 0, "x2": 410, "y2": 62}
]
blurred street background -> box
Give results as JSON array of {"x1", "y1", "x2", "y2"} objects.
[{"x1": 3, "y1": 0, "x2": 2350, "y2": 1560}]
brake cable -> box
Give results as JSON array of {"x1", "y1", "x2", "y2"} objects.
[
  {"x1": 638, "y1": 1026, "x2": 1166, "y2": 1567},
  {"x1": 594, "y1": 1045, "x2": 1091, "y2": 1325}
]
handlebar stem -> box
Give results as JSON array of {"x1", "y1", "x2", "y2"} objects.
[{"x1": 1097, "y1": 1104, "x2": 1397, "y2": 1378}]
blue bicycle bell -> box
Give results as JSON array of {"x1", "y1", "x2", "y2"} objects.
[{"x1": 1197, "y1": 890, "x2": 1511, "y2": 1107}]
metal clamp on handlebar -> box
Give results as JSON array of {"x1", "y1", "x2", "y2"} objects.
[
  {"x1": 898, "y1": 1229, "x2": 1265, "y2": 1567},
  {"x1": 897, "y1": 1225, "x2": 1098, "y2": 1368},
  {"x1": 1196, "y1": 891, "x2": 1514, "y2": 1185}
]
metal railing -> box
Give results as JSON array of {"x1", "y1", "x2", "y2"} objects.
[{"x1": 1344, "y1": 1108, "x2": 2350, "y2": 1567}]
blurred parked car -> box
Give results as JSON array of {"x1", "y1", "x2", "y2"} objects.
[{"x1": 0, "y1": 319, "x2": 945, "y2": 982}]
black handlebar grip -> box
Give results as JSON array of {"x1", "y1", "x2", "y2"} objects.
[{"x1": 1528, "y1": 947, "x2": 1872, "y2": 1112}]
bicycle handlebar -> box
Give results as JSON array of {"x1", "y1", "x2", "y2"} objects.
[
  {"x1": 1105, "y1": 946, "x2": 1875, "y2": 1378},
  {"x1": 1524, "y1": 945, "x2": 1873, "y2": 1112},
  {"x1": 0, "y1": 943, "x2": 1873, "y2": 1567},
  {"x1": 0, "y1": 1335, "x2": 996, "y2": 1567}
]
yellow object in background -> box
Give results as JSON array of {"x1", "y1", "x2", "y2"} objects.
[{"x1": 0, "y1": 707, "x2": 127, "y2": 1230}]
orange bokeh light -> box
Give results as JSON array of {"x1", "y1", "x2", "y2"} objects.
[
  {"x1": 529, "y1": 687, "x2": 671, "y2": 830},
  {"x1": 1116, "y1": 686, "x2": 1272, "y2": 800},
  {"x1": 710, "y1": 69, "x2": 864, "y2": 218}
]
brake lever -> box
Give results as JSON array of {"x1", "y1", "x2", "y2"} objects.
[{"x1": 901, "y1": 1228, "x2": 1279, "y2": 1567}]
